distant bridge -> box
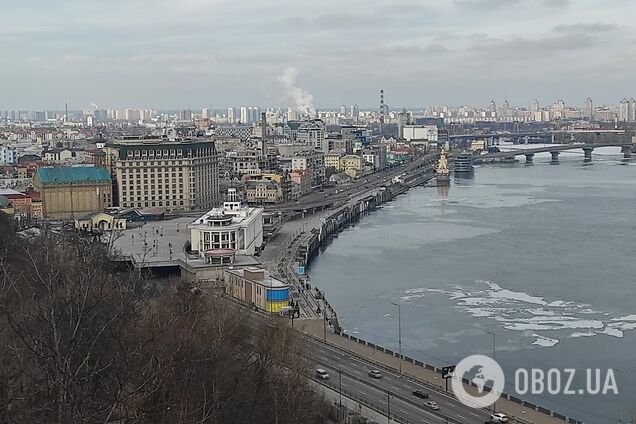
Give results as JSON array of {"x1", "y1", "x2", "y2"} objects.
[{"x1": 475, "y1": 142, "x2": 635, "y2": 163}]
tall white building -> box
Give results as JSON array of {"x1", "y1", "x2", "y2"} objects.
[
  {"x1": 227, "y1": 107, "x2": 236, "y2": 123},
  {"x1": 240, "y1": 106, "x2": 249, "y2": 124},
  {"x1": 202, "y1": 108, "x2": 212, "y2": 119},
  {"x1": 619, "y1": 98, "x2": 631, "y2": 122},
  {"x1": 584, "y1": 98, "x2": 594, "y2": 121},
  {"x1": 250, "y1": 107, "x2": 261, "y2": 124}
]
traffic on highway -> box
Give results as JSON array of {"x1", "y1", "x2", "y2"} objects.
[{"x1": 306, "y1": 337, "x2": 499, "y2": 424}]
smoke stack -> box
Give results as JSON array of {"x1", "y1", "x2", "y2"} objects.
[{"x1": 380, "y1": 90, "x2": 385, "y2": 134}]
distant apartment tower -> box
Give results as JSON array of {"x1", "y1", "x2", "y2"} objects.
[
  {"x1": 227, "y1": 107, "x2": 237, "y2": 123},
  {"x1": 240, "y1": 106, "x2": 249, "y2": 124},
  {"x1": 618, "y1": 98, "x2": 635, "y2": 122},
  {"x1": 585, "y1": 98, "x2": 594, "y2": 121},
  {"x1": 111, "y1": 136, "x2": 220, "y2": 212},
  {"x1": 180, "y1": 109, "x2": 193, "y2": 121}
]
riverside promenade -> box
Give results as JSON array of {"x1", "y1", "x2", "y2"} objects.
[{"x1": 298, "y1": 319, "x2": 572, "y2": 424}]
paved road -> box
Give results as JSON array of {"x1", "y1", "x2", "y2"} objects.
[
  {"x1": 268, "y1": 154, "x2": 435, "y2": 213},
  {"x1": 307, "y1": 337, "x2": 494, "y2": 424}
]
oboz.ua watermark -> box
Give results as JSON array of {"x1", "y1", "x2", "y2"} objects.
[{"x1": 450, "y1": 354, "x2": 619, "y2": 409}]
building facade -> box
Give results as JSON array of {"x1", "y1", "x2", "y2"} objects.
[
  {"x1": 224, "y1": 267, "x2": 289, "y2": 313},
  {"x1": 0, "y1": 145, "x2": 18, "y2": 165},
  {"x1": 34, "y1": 167, "x2": 112, "y2": 219},
  {"x1": 297, "y1": 119, "x2": 327, "y2": 153},
  {"x1": 189, "y1": 189, "x2": 263, "y2": 256},
  {"x1": 110, "y1": 137, "x2": 220, "y2": 212},
  {"x1": 291, "y1": 151, "x2": 325, "y2": 187}
]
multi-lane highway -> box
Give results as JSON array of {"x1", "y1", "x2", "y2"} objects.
[
  {"x1": 267, "y1": 153, "x2": 437, "y2": 213},
  {"x1": 306, "y1": 337, "x2": 494, "y2": 424}
]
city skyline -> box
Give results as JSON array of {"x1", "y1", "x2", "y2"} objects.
[{"x1": 2, "y1": 0, "x2": 636, "y2": 109}]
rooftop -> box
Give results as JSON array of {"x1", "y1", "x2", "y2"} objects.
[
  {"x1": 36, "y1": 167, "x2": 111, "y2": 185},
  {"x1": 225, "y1": 267, "x2": 287, "y2": 288}
]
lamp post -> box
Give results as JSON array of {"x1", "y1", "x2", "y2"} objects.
[
  {"x1": 323, "y1": 292, "x2": 327, "y2": 342},
  {"x1": 387, "y1": 391, "x2": 391, "y2": 424},
  {"x1": 338, "y1": 368, "x2": 342, "y2": 409},
  {"x1": 391, "y1": 302, "x2": 402, "y2": 374},
  {"x1": 487, "y1": 331, "x2": 496, "y2": 412}
]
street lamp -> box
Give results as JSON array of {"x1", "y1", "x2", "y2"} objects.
[
  {"x1": 323, "y1": 292, "x2": 327, "y2": 342},
  {"x1": 338, "y1": 369, "x2": 342, "y2": 409},
  {"x1": 391, "y1": 302, "x2": 402, "y2": 374},
  {"x1": 487, "y1": 331, "x2": 496, "y2": 412},
  {"x1": 387, "y1": 391, "x2": 391, "y2": 424}
]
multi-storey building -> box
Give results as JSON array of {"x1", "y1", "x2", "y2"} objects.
[
  {"x1": 214, "y1": 125, "x2": 253, "y2": 141},
  {"x1": 189, "y1": 189, "x2": 263, "y2": 256},
  {"x1": 297, "y1": 119, "x2": 327, "y2": 153},
  {"x1": 110, "y1": 136, "x2": 219, "y2": 212},
  {"x1": 34, "y1": 167, "x2": 112, "y2": 219},
  {"x1": 0, "y1": 145, "x2": 18, "y2": 165},
  {"x1": 291, "y1": 151, "x2": 324, "y2": 187},
  {"x1": 324, "y1": 151, "x2": 343, "y2": 172}
]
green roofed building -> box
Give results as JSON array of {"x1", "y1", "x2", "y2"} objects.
[{"x1": 34, "y1": 167, "x2": 112, "y2": 219}]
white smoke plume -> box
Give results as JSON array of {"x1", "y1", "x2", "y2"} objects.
[{"x1": 277, "y1": 67, "x2": 316, "y2": 117}]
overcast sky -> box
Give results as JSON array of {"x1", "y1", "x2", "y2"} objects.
[{"x1": 1, "y1": 0, "x2": 635, "y2": 110}]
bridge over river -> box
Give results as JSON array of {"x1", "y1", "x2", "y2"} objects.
[{"x1": 476, "y1": 142, "x2": 635, "y2": 163}]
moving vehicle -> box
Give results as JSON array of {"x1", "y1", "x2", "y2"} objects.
[
  {"x1": 315, "y1": 368, "x2": 329, "y2": 380},
  {"x1": 489, "y1": 413, "x2": 509, "y2": 423},
  {"x1": 412, "y1": 390, "x2": 429, "y2": 399},
  {"x1": 368, "y1": 370, "x2": 382, "y2": 379},
  {"x1": 424, "y1": 400, "x2": 440, "y2": 410}
]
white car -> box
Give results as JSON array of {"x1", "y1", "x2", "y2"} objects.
[
  {"x1": 368, "y1": 370, "x2": 382, "y2": 379},
  {"x1": 424, "y1": 401, "x2": 440, "y2": 410},
  {"x1": 315, "y1": 368, "x2": 330, "y2": 380},
  {"x1": 490, "y1": 413, "x2": 509, "y2": 423}
]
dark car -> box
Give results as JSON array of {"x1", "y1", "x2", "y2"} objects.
[{"x1": 412, "y1": 390, "x2": 429, "y2": 399}]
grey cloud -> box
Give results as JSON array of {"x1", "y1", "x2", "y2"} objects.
[
  {"x1": 553, "y1": 23, "x2": 618, "y2": 33},
  {"x1": 468, "y1": 32, "x2": 595, "y2": 60},
  {"x1": 454, "y1": 0, "x2": 524, "y2": 10},
  {"x1": 542, "y1": 0, "x2": 570, "y2": 7}
]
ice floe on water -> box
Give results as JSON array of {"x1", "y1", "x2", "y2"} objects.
[
  {"x1": 531, "y1": 335, "x2": 560, "y2": 347},
  {"x1": 400, "y1": 280, "x2": 634, "y2": 348}
]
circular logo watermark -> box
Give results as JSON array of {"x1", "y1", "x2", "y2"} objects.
[{"x1": 451, "y1": 354, "x2": 505, "y2": 408}]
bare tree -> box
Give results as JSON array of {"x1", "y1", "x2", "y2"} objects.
[{"x1": 0, "y1": 212, "x2": 330, "y2": 424}]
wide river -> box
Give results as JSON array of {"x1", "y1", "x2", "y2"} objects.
[{"x1": 309, "y1": 146, "x2": 636, "y2": 423}]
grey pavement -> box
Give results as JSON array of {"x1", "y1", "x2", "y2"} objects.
[{"x1": 299, "y1": 319, "x2": 568, "y2": 424}]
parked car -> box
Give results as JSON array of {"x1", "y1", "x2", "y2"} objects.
[
  {"x1": 412, "y1": 390, "x2": 429, "y2": 399},
  {"x1": 368, "y1": 370, "x2": 382, "y2": 379},
  {"x1": 424, "y1": 400, "x2": 440, "y2": 410},
  {"x1": 490, "y1": 413, "x2": 509, "y2": 423}
]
